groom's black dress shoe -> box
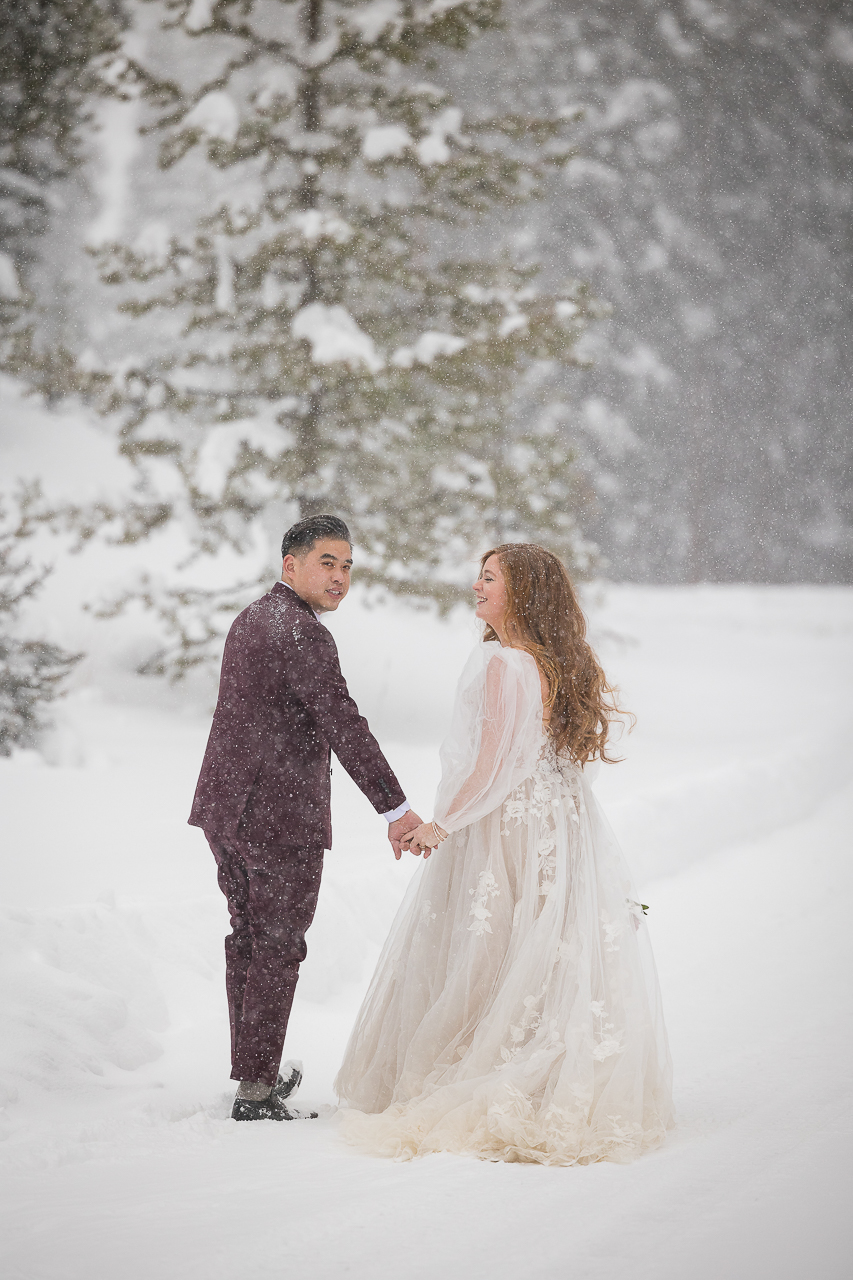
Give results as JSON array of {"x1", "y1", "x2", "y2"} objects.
[
  {"x1": 230, "y1": 1059, "x2": 318, "y2": 1121},
  {"x1": 230, "y1": 1093, "x2": 319, "y2": 1122},
  {"x1": 232, "y1": 1093, "x2": 294, "y2": 1122}
]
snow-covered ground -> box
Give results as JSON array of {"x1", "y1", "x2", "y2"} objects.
[
  {"x1": 1, "y1": 578, "x2": 852, "y2": 1278},
  {"x1": 1, "y1": 382, "x2": 852, "y2": 1277}
]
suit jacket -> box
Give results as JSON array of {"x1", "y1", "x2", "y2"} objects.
[{"x1": 189, "y1": 581, "x2": 406, "y2": 848}]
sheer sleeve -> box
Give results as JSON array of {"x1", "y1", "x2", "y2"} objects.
[{"x1": 433, "y1": 642, "x2": 544, "y2": 834}]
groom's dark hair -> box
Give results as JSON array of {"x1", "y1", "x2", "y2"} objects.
[{"x1": 281, "y1": 514, "x2": 352, "y2": 560}]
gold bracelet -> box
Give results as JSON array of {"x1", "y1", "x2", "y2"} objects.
[{"x1": 431, "y1": 821, "x2": 446, "y2": 844}]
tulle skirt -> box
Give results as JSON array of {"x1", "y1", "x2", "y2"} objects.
[{"x1": 335, "y1": 749, "x2": 675, "y2": 1164}]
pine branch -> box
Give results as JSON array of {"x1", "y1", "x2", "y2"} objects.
[{"x1": 0, "y1": 484, "x2": 83, "y2": 752}]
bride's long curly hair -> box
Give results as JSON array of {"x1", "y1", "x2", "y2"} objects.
[{"x1": 480, "y1": 543, "x2": 632, "y2": 765}]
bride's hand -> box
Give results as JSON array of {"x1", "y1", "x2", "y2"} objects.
[{"x1": 401, "y1": 822, "x2": 447, "y2": 859}]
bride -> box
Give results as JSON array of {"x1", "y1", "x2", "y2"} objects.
[{"x1": 335, "y1": 544, "x2": 674, "y2": 1164}]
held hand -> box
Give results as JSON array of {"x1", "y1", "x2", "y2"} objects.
[
  {"x1": 400, "y1": 821, "x2": 447, "y2": 859},
  {"x1": 388, "y1": 810, "x2": 423, "y2": 861}
]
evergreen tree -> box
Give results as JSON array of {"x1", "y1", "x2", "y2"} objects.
[
  {"x1": 0, "y1": 0, "x2": 122, "y2": 363},
  {"x1": 81, "y1": 0, "x2": 601, "y2": 673},
  {"x1": 0, "y1": 5, "x2": 123, "y2": 712},
  {"x1": 0, "y1": 486, "x2": 82, "y2": 755}
]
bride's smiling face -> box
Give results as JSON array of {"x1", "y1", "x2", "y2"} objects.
[{"x1": 474, "y1": 555, "x2": 509, "y2": 638}]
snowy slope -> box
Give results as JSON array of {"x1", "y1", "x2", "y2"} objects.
[{"x1": 1, "y1": 570, "x2": 851, "y2": 1278}]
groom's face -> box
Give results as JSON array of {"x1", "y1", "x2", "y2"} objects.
[{"x1": 283, "y1": 538, "x2": 353, "y2": 613}]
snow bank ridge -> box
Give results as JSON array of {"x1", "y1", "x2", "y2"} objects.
[
  {"x1": 0, "y1": 903, "x2": 168, "y2": 1106},
  {"x1": 610, "y1": 734, "x2": 853, "y2": 886}
]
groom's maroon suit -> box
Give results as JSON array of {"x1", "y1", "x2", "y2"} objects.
[{"x1": 190, "y1": 581, "x2": 406, "y2": 1084}]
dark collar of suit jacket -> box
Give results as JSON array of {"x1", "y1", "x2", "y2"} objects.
[{"x1": 272, "y1": 579, "x2": 324, "y2": 621}]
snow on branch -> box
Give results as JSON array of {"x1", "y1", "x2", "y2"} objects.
[
  {"x1": 290, "y1": 210, "x2": 353, "y2": 243},
  {"x1": 0, "y1": 254, "x2": 23, "y2": 301},
  {"x1": 417, "y1": 107, "x2": 464, "y2": 164},
  {"x1": 291, "y1": 303, "x2": 384, "y2": 373},
  {"x1": 364, "y1": 109, "x2": 466, "y2": 166},
  {"x1": 392, "y1": 332, "x2": 466, "y2": 367},
  {"x1": 184, "y1": 92, "x2": 240, "y2": 142},
  {"x1": 348, "y1": 1, "x2": 405, "y2": 43},
  {"x1": 363, "y1": 125, "x2": 413, "y2": 162}
]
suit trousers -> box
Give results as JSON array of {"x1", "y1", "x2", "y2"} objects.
[{"x1": 207, "y1": 834, "x2": 324, "y2": 1085}]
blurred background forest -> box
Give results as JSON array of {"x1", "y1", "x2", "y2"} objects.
[{"x1": 1, "y1": 0, "x2": 851, "y2": 718}]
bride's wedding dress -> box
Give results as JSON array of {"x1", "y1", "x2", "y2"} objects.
[{"x1": 335, "y1": 642, "x2": 674, "y2": 1164}]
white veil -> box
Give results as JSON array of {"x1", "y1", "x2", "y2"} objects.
[{"x1": 434, "y1": 641, "x2": 545, "y2": 833}]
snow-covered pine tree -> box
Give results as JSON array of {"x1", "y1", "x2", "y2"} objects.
[
  {"x1": 0, "y1": 1, "x2": 121, "y2": 369},
  {"x1": 84, "y1": 0, "x2": 600, "y2": 673},
  {"x1": 0, "y1": 487, "x2": 82, "y2": 755},
  {"x1": 0, "y1": 6, "x2": 120, "y2": 736}
]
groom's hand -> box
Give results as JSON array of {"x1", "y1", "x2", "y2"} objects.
[
  {"x1": 388, "y1": 810, "x2": 423, "y2": 861},
  {"x1": 399, "y1": 822, "x2": 445, "y2": 859}
]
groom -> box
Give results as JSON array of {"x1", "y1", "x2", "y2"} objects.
[{"x1": 189, "y1": 514, "x2": 421, "y2": 1121}]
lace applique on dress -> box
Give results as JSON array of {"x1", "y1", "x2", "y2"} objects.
[
  {"x1": 500, "y1": 989, "x2": 565, "y2": 1065},
  {"x1": 508, "y1": 993, "x2": 543, "y2": 1052},
  {"x1": 502, "y1": 745, "x2": 584, "y2": 827},
  {"x1": 599, "y1": 910, "x2": 624, "y2": 953},
  {"x1": 418, "y1": 900, "x2": 437, "y2": 930},
  {"x1": 536, "y1": 828, "x2": 558, "y2": 897},
  {"x1": 502, "y1": 744, "x2": 584, "y2": 896},
  {"x1": 468, "y1": 869, "x2": 500, "y2": 936},
  {"x1": 590, "y1": 1000, "x2": 624, "y2": 1061}
]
